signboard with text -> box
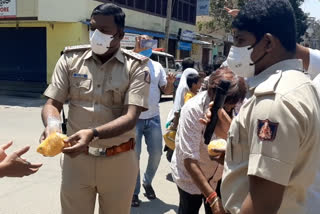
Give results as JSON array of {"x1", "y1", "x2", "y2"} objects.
[
  {"x1": 178, "y1": 41, "x2": 192, "y2": 51},
  {"x1": 180, "y1": 30, "x2": 195, "y2": 42},
  {"x1": 121, "y1": 33, "x2": 138, "y2": 48},
  {"x1": 197, "y1": 0, "x2": 210, "y2": 16},
  {"x1": 0, "y1": 0, "x2": 16, "y2": 19}
]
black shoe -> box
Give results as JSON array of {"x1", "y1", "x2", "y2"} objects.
[
  {"x1": 143, "y1": 184, "x2": 156, "y2": 200},
  {"x1": 166, "y1": 173, "x2": 174, "y2": 183},
  {"x1": 166, "y1": 148, "x2": 174, "y2": 162},
  {"x1": 131, "y1": 194, "x2": 140, "y2": 207}
]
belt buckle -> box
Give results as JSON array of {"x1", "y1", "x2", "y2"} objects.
[{"x1": 88, "y1": 147, "x2": 107, "y2": 157}]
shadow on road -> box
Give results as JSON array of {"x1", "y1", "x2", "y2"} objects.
[
  {"x1": 131, "y1": 198, "x2": 178, "y2": 214},
  {"x1": 0, "y1": 95, "x2": 172, "y2": 107},
  {"x1": 0, "y1": 95, "x2": 46, "y2": 108}
]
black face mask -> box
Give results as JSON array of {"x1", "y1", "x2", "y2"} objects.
[{"x1": 248, "y1": 38, "x2": 268, "y2": 66}]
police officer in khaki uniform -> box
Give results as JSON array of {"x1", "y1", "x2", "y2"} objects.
[
  {"x1": 209, "y1": 1, "x2": 320, "y2": 214},
  {"x1": 40, "y1": 3, "x2": 150, "y2": 214}
]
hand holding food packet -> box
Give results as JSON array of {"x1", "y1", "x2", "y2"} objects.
[
  {"x1": 208, "y1": 139, "x2": 226, "y2": 156},
  {"x1": 37, "y1": 117, "x2": 71, "y2": 157},
  {"x1": 37, "y1": 132, "x2": 70, "y2": 157}
]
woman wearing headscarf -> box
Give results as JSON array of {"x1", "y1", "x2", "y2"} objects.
[
  {"x1": 164, "y1": 68, "x2": 199, "y2": 162},
  {"x1": 166, "y1": 68, "x2": 199, "y2": 126}
]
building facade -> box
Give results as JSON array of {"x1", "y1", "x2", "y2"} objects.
[
  {"x1": 302, "y1": 17, "x2": 320, "y2": 50},
  {"x1": 194, "y1": 0, "x2": 243, "y2": 70},
  {"x1": 102, "y1": 0, "x2": 198, "y2": 59},
  {"x1": 0, "y1": 0, "x2": 197, "y2": 93}
]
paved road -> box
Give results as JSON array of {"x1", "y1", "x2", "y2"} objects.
[{"x1": 0, "y1": 95, "x2": 207, "y2": 214}]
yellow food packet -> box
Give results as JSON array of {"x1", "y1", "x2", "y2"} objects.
[
  {"x1": 163, "y1": 130, "x2": 176, "y2": 150},
  {"x1": 37, "y1": 132, "x2": 68, "y2": 157},
  {"x1": 208, "y1": 139, "x2": 227, "y2": 156}
]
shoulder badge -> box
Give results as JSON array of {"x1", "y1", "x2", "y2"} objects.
[
  {"x1": 63, "y1": 44, "x2": 91, "y2": 54},
  {"x1": 257, "y1": 119, "x2": 279, "y2": 141},
  {"x1": 122, "y1": 49, "x2": 149, "y2": 64}
]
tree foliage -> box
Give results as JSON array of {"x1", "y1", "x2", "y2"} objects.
[
  {"x1": 288, "y1": 0, "x2": 308, "y2": 42},
  {"x1": 198, "y1": 0, "x2": 308, "y2": 42}
]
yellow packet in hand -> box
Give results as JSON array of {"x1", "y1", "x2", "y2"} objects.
[
  {"x1": 163, "y1": 130, "x2": 176, "y2": 150},
  {"x1": 208, "y1": 139, "x2": 227, "y2": 156},
  {"x1": 37, "y1": 132, "x2": 69, "y2": 157}
]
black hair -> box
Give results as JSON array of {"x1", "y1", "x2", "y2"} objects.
[
  {"x1": 186, "y1": 74, "x2": 200, "y2": 89},
  {"x1": 91, "y1": 3, "x2": 125, "y2": 29},
  {"x1": 232, "y1": 0, "x2": 297, "y2": 52},
  {"x1": 208, "y1": 67, "x2": 247, "y2": 105},
  {"x1": 182, "y1": 57, "x2": 195, "y2": 70}
]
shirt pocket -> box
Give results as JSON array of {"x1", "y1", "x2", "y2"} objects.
[
  {"x1": 112, "y1": 88, "x2": 125, "y2": 106},
  {"x1": 70, "y1": 78, "x2": 92, "y2": 99},
  {"x1": 102, "y1": 85, "x2": 114, "y2": 107},
  {"x1": 226, "y1": 120, "x2": 243, "y2": 164}
]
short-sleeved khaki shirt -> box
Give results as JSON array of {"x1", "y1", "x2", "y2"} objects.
[
  {"x1": 44, "y1": 46, "x2": 150, "y2": 148},
  {"x1": 222, "y1": 59, "x2": 320, "y2": 214}
]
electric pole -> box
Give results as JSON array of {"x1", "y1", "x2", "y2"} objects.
[{"x1": 164, "y1": 0, "x2": 173, "y2": 52}]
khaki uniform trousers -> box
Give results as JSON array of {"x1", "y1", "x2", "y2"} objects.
[{"x1": 60, "y1": 150, "x2": 138, "y2": 214}]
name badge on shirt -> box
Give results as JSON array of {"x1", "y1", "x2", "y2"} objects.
[{"x1": 73, "y1": 73, "x2": 88, "y2": 79}]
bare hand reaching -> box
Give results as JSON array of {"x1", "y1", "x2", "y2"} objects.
[
  {"x1": 224, "y1": 7, "x2": 240, "y2": 17},
  {"x1": 0, "y1": 143, "x2": 42, "y2": 178},
  {"x1": 166, "y1": 73, "x2": 176, "y2": 84},
  {"x1": 0, "y1": 141, "x2": 13, "y2": 161}
]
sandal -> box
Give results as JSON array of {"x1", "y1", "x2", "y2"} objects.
[
  {"x1": 143, "y1": 184, "x2": 156, "y2": 200},
  {"x1": 131, "y1": 194, "x2": 140, "y2": 207}
]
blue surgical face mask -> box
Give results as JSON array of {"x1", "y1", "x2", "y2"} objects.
[{"x1": 139, "y1": 48, "x2": 152, "y2": 58}]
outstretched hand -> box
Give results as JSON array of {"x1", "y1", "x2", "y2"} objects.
[
  {"x1": 0, "y1": 142, "x2": 42, "y2": 178},
  {"x1": 0, "y1": 141, "x2": 13, "y2": 161},
  {"x1": 224, "y1": 7, "x2": 240, "y2": 17},
  {"x1": 167, "y1": 73, "x2": 176, "y2": 84}
]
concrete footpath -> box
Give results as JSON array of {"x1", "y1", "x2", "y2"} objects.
[{"x1": 0, "y1": 95, "x2": 206, "y2": 214}]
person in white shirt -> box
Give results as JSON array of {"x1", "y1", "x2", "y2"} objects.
[
  {"x1": 296, "y1": 44, "x2": 320, "y2": 78},
  {"x1": 171, "y1": 67, "x2": 247, "y2": 214},
  {"x1": 131, "y1": 35, "x2": 175, "y2": 207},
  {"x1": 296, "y1": 45, "x2": 320, "y2": 214}
]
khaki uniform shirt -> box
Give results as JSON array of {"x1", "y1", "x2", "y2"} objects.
[
  {"x1": 44, "y1": 46, "x2": 150, "y2": 148},
  {"x1": 222, "y1": 59, "x2": 320, "y2": 214}
]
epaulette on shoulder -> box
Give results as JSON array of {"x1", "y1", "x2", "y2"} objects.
[
  {"x1": 63, "y1": 44, "x2": 91, "y2": 54},
  {"x1": 122, "y1": 49, "x2": 148, "y2": 64}
]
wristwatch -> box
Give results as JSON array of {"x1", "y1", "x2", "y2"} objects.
[{"x1": 91, "y1": 128, "x2": 100, "y2": 141}]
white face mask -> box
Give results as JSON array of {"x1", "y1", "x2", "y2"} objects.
[
  {"x1": 89, "y1": 29, "x2": 114, "y2": 55},
  {"x1": 227, "y1": 45, "x2": 255, "y2": 78}
]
